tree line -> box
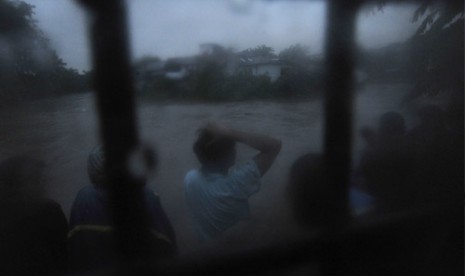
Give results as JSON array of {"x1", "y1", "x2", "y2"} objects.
[
  {"x1": 133, "y1": 44, "x2": 324, "y2": 101},
  {"x1": 0, "y1": 0, "x2": 462, "y2": 107},
  {"x1": 0, "y1": 0, "x2": 89, "y2": 103}
]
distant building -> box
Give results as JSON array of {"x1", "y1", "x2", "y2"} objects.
[
  {"x1": 135, "y1": 59, "x2": 165, "y2": 77},
  {"x1": 239, "y1": 58, "x2": 282, "y2": 82},
  {"x1": 164, "y1": 57, "x2": 198, "y2": 80},
  {"x1": 133, "y1": 58, "x2": 165, "y2": 90},
  {"x1": 134, "y1": 44, "x2": 286, "y2": 83},
  {"x1": 199, "y1": 43, "x2": 226, "y2": 56}
]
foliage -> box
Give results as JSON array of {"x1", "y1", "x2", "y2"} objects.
[
  {"x1": 274, "y1": 67, "x2": 323, "y2": 99},
  {"x1": 274, "y1": 44, "x2": 322, "y2": 98},
  {"x1": 278, "y1": 44, "x2": 311, "y2": 67},
  {"x1": 406, "y1": 1, "x2": 464, "y2": 99},
  {"x1": 239, "y1": 44, "x2": 276, "y2": 59},
  {"x1": 222, "y1": 72, "x2": 275, "y2": 100},
  {"x1": 0, "y1": 0, "x2": 36, "y2": 36},
  {"x1": 362, "y1": 1, "x2": 464, "y2": 135},
  {"x1": 193, "y1": 61, "x2": 227, "y2": 100},
  {"x1": 135, "y1": 42, "x2": 323, "y2": 102},
  {"x1": 137, "y1": 60, "x2": 322, "y2": 102},
  {"x1": 133, "y1": 56, "x2": 161, "y2": 68},
  {"x1": 0, "y1": 0, "x2": 88, "y2": 102},
  {"x1": 358, "y1": 1, "x2": 463, "y2": 94}
]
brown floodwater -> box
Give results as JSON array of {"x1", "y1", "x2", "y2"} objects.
[{"x1": 0, "y1": 83, "x2": 414, "y2": 255}]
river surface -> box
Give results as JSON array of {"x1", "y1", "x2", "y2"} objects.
[{"x1": 0, "y1": 83, "x2": 415, "y2": 254}]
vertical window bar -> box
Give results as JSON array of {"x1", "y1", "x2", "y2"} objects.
[
  {"x1": 77, "y1": 0, "x2": 152, "y2": 263},
  {"x1": 323, "y1": 0, "x2": 359, "y2": 226}
]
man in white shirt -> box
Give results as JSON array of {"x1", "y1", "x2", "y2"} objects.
[{"x1": 184, "y1": 123, "x2": 281, "y2": 240}]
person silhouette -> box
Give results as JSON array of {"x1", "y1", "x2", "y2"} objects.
[
  {"x1": 288, "y1": 153, "x2": 373, "y2": 229},
  {"x1": 358, "y1": 112, "x2": 412, "y2": 213},
  {"x1": 407, "y1": 105, "x2": 460, "y2": 206},
  {"x1": 184, "y1": 123, "x2": 281, "y2": 240},
  {"x1": 0, "y1": 156, "x2": 68, "y2": 275},
  {"x1": 68, "y1": 146, "x2": 176, "y2": 272}
]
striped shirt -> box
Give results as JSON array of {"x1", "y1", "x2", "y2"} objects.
[
  {"x1": 68, "y1": 185, "x2": 176, "y2": 270},
  {"x1": 184, "y1": 160, "x2": 261, "y2": 240}
]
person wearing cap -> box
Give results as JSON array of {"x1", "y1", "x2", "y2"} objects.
[{"x1": 68, "y1": 146, "x2": 176, "y2": 272}]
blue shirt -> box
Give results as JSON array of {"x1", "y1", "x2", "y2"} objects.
[
  {"x1": 349, "y1": 188, "x2": 374, "y2": 216},
  {"x1": 68, "y1": 185, "x2": 177, "y2": 271},
  {"x1": 70, "y1": 186, "x2": 175, "y2": 241},
  {"x1": 184, "y1": 160, "x2": 261, "y2": 240}
]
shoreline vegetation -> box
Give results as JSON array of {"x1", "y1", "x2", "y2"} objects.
[{"x1": 0, "y1": 0, "x2": 462, "y2": 113}]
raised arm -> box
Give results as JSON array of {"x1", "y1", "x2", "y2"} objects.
[{"x1": 206, "y1": 123, "x2": 282, "y2": 176}]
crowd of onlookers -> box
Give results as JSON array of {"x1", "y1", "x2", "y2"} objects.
[
  {"x1": 0, "y1": 104, "x2": 461, "y2": 274},
  {"x1": 353, "y1": 105, "x2": 462, "y2": 214},
  {"x1": 0, "y1": 147, "x2": 178, "y2": 275}
]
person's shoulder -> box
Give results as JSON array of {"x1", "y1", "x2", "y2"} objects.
[
  {"x1": 230, "y1": 160, "x2": 261, "y2": 178},
  {"x1": 226, "y1": 160, "x2": 261, "y2": 197},
  {"x1": 77, "y1": 185, "x2": 99, "y2": 195},
  {"x1": 38, "y1": 197, "x2": 63, "y2": 210},
  {"x1": 73, "y1": 185, "x2": 105, "y2": 205},
  {"x1": 245, "y1": 159, "x2": 260, "y2": 171},
  {"x1": 142, "y1": 186, "x2": 161, "y2": 200},
  {"x1": 184, "y1": 169, "x2": 201, "y2": 182},
  {"x1": 186, "y1": 169, "x2": 200, "y2": 177},
  {"x1": 23, "y1": 196, "x2": 63, "y2": 214},
  {"x1": 28, "y1": 197, "x2": 67, "y2": 226}
]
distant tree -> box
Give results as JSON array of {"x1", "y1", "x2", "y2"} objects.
[
  {"x1": 240, "y1": 44, "x2": 276, "y2": 59},
  {"x1": 0, "y1": 0, "x2": 37, "y2": 35},
  {"x1": 369, "y1": 1, "x2": 463, "y2": 99},
  {"x1": 197, "y1": 44, "x2": 236, "y2": 70},
  {"x1": 278, "y1": 44, "x2": 311, "y2": 66},
  {"x1": 133, "y1": 55, "x2": 163, "y2": 79},
  {"x1": 0, "y1": 0, "x2": 44, "y2": 80},
  {"x1": 406, "y1": 1, "x2": 464, "y2": 99},
  {"x1": 134, "y1": 56, "x2": 161, "y2": 67},
  {"x1": 276, "y1": 44, "x2": 323, "y2": 98},
  {"x1": 0, "y1": 0, "x2": 87, "y2": 100}
]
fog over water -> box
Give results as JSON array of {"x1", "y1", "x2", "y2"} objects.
[
  {"x1": 22, "y1": 0, "x2": 420, "y2": 71},
  {"x1": 0, "y1": 83, "x2": 416, "y2": 253}
]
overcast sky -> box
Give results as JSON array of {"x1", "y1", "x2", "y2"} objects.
[{"x1": 23, "y1": 0, "x2": 421, "y2": 71}]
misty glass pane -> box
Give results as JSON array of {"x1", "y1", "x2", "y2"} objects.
[
  {"x1": 0, "y1": 0, "x2": 93, "y2": 210},
  {"x1": 130, "y1": 0, "x2": 329, "y2": 255},
  {"x1": 0, "y1": 0, "x2": 95, "y2": 274},
  {"x1": 0, "y1": 0, "x2": 332, "y2": 266},
  {"x1": 2, "y1": 0, "x2": 463, "y2": 272},
  {"x1": 353, "y1": 3, "x2": 463, "y2": 214}
]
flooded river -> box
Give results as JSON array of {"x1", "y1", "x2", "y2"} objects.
[{"x1": 0, "y1": 83, "x2": 414, "y2": 254}]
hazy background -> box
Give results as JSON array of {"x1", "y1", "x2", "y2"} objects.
[
  {"x1": 23, "y1": 0, "x2": 420, "y2": 71},
  {"x1": 1, "y1": 0, "x2": 462, "y2": 257}
]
